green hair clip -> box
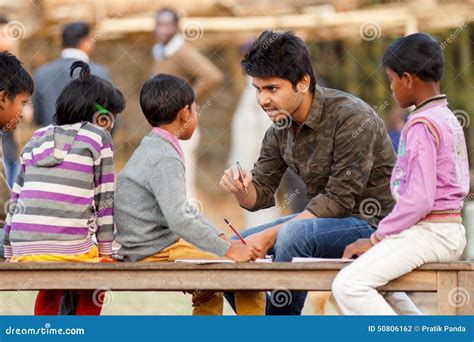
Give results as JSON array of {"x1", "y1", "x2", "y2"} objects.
[{"x1": 95, "y1": 103, "x2": 108, "y2": 114}]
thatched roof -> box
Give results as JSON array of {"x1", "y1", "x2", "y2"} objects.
[{"x1": 1, "y1": 0, "x2": 473, "y2": 46}]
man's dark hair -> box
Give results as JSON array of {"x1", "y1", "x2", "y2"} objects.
[
  {"x1": 382, "y1": 33, "x2": 444, "y2": 82},
  {"x1": 54, "y1": 61, "x2": 125, "y2": 125},
  {"x1": 62, "y1": 22, "x2": 90, "y2": 49},
  {"x1": 0, "y1": 16, "x2": 8, "y2": 25},
  {"x1": 155, "y1": 8, "x2": 179, "y2": 24},
  {"x1": 140, "y1": 74, "x2": 195, "y2": 127},
  {"x1": 241, "y1": 30, "x2": 316, "y2": 92},
  {"x1": 0, "y1": 51, "x2": 34, "y2": 99}
]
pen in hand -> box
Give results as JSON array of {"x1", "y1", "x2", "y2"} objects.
[{"x1": 236, "y1": 161, "x2": 248, "y2": 194}]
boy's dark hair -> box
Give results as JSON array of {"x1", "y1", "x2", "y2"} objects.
[
  {"x1": 0, "y1": 51, "x2": 34, "y2": 99},
  {"x1": 241, "y1": 30, "x2": 316, "y2": 92},
  {"x1": 382, "y1": 33, "x2": 444, "y2": 82},
  {"x1": 140, "y1": 74, "x2": 195, "y2": 127},
  {"x1": 54, "y1": 61, "x2": 125, "y2": 125},
  {"x1": 155, "y1": 7, "x2": 179, "y2": 24},
  {"x1": 62, "y1": 22, "x2": 90, "y2": 49}
]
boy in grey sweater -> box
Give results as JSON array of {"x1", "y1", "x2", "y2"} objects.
[{"x1": 114, "y1": 74, "x2": 265, "y2": 315}]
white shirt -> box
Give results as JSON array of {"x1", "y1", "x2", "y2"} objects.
[
  {"x1": 60, "y1": 48, "x2": 90, "y2": 63},
  {"x1": 152, "y1": 34, "x2": 185, "y2": 61}
]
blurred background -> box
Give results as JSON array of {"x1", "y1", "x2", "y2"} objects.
[{"x1": 0, "y1": 0, "x2": 473, "y2": 315}]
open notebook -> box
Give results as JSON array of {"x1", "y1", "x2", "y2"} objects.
[{"x1": 292, "y1": 257, "x2": 353, "y2": 263}]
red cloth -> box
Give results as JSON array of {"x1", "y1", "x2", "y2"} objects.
[{"x1": 34, "y1": 290, "x2": 105, "y2": 316}]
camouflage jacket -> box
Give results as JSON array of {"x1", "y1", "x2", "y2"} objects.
[{"x1": 249, "y1": 85, "x2": 396, "y2": 227}]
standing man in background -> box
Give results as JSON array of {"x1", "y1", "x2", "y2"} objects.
[
  {"x1": 152, "y1": 8, "x2": 223, "y2": 199},
  {"x1": 33, "y1": 22, "x2": 111, "y2": 127}
]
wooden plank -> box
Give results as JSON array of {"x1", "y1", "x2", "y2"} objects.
[
  {"x1": 0, "y1": 268, "x2": 437, "y2": 292},
  {"x1": 0, "y1": 261, "x2": 472, "y2": 271},
  {"x1": 457, "y1": 271, "x2": 474, "y2": 315},
  {"x1": 95, "y1": 4, "x2": 474, "y2": 39},
  {"x1": 437, "y1": 271, "x2": 458, "y2": 315}
]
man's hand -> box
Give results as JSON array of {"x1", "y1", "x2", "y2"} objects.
[
  {"x1": 219, "y1": 165, "x2": 252, "y2": 194},
  {"x1": 342, "y1": 239, "x2": 373, "y2": 259},
  {"x1": 245, "y1": 229, "x2": 277, "y2": 258}
]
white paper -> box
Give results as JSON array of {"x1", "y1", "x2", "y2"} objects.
[{"x1": 291, "y1": 257, "x2": 353, "y2": 263}]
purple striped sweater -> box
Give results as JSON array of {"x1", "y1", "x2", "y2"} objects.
[{"x1": 3, "y1": 122, "x2": 115, "y2": 258}]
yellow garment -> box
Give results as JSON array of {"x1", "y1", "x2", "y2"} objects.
[
  {"x1": 141, "y1": 239, "x2": 265, "y2": 315},
  {"x1": 11, "y1": 246, "x2": 101, "y2": 263}
]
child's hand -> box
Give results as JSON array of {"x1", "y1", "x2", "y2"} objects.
[
  {"x1": 225, "y1": 244, "x2": 261, "y2": 262},
  {"x1": 342, "y1": 239, "x2": 372, "y2": 259},
  {"x1": 219, "y1": 234, "x2": 243, "y2": 246},
  {"x1": 245, "y1": 230, "x2": 276, "y2": 258}
]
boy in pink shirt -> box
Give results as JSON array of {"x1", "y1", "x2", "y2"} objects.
[{"x1": 332, "y1": 33, "x2": 469, "y2": 315}]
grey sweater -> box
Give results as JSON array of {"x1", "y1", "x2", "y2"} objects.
[{"x1": 115, "y1": 132, "x2": 230, "y2": 262}]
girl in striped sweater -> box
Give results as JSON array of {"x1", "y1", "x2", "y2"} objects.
[{"x1": 3, "y1": 61, "x2": 124, "y2": 315}]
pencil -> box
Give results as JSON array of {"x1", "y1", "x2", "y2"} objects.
[{"x1": 224, "y1": 218, "x2": 246, "y2": 244}]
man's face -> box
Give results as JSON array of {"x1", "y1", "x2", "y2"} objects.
[
  {"x1": 0, "y1": 91, "x2": 30, "y2": 131},
  {"x1": 155, "y1": 12, "x2": 178, "y2": 44},
  {"x1": 252, "y1": 77, "x2": 304, "y2": 122}
]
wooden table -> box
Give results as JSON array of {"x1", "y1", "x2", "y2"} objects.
[{"x1": 0, "y1": 261, "x2": 472, "y2": 315}]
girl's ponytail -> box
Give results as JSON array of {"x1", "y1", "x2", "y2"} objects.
[
  {"x1": 55, "y1": 61, "x2": 125, "y2": 127},
  {"x1": 69, "y1": 61, "x2": 91, "y2": 79}
]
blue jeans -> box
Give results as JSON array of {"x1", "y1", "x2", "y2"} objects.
[
  {"x1": 3, "y1": 157, "x2": 19, "y2": 188},
  {"x1": 224, "y1": 214, "x2": 375, "y2": 315}
]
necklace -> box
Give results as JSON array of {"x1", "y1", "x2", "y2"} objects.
[{"x1": 414, "y1": 94, "x2": 447, "y2": 112}]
